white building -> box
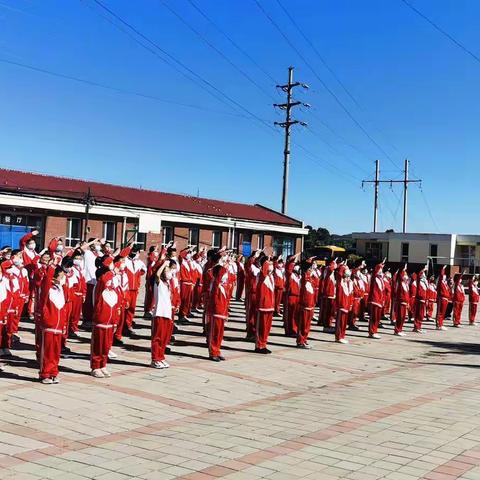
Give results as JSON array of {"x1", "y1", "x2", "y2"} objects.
[{"x1": 352, "y1": 232, "x2": 480, "y2": 271}]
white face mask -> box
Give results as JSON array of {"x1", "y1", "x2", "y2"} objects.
[
  {"x1": 73, "y1": 259, "x2": 82, "y2": 266},
  {"x1": 13, "y1": 258, "x2": 22, "y2": 267},
  {"x1": 267, "y1": 265, "x2": 274, "y2": 274},
  {"x1": 56, "y1": 245, "x2": 64, "y2": 253},
  {"x1": 27, "y1": 242, "x2": 36, "y2": 251},
  {"x1": 109, "y1": 264, "x2": 114, "y2": 271},
  {"x1": 293, "y1": 266, "x2": 300, "y2": 273},
  {"x1": 95, "y1": 245, "x2": 102, "y2": 252},
  {"x1": 165, "y1": 271, "x2": 173, "y2": 280},
  {"x1": 119, "y1": 264, "x2": 126, "y2": 271},
  {"x1": 59, "y1": 277, "x2": 66, "y2": 286}
]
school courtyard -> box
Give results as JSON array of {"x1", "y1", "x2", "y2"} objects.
[{"x1": 1, "y1": 302, "x2": 480, "y2": 480}]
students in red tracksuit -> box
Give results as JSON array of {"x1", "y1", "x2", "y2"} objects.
[
  {"x1": 68, "y1": 250, "x2": 86, "y2": 339},
  {"x1": 273, "y1": 257, "x2": 285, "y2": 317},
  {"x1": 82, "y1": 239, "x2": 103, "y2": 328},
  {"x1": 469, "y1": 276, "x2": 479, "y2": 325},
  {"x1": 349, "y1": 269, "x2": 364, "y2": 331},
  {"x1": 112, "y1": 254, "x2": 130, "y2": 346},
  {"x1": 394, "y1": 265, "x2": 410, "y2": 336},
  {"x1": 408, "y1": 273, "x2": 417, "y2": 320},
  {"x1": 245, "y1": 250, "x2": 261, "y2": 340},
  {"x1": 19, "y1": 230, "x2": 40, "y2": 318},
  {"x1": 207, "y1": 258, "x2": 230, "y2": 361},
  {"x1": 335, "y1": 264, "x2": 353, "y2": 344},
  {"x1": 235, "y1": 255, "x2": 245, "y2": 301},
  {"x1": 124, "y1": 247, "x2": 146, "y2": 335},
  {"x1": 436, "y1": 266, "x2": 450, "y2": 331},
  {"x1": 297, "y1": 260, "x2": 316, "y2": 348},
  {"x1": 90, "y1": 259, "x2": 121, "y2": 378},
  {"x1": 151, "y1": 260, "x2": 174, "y2": 368},
  {"x1": 48, "y1": 237, "x2": 65, "y2": 266},
  {"x1": 255, "y1": 256, "x2": 275, "y2": 354},
  {"x1": 283, "y1": 254, "x2": 301, "y2": 337},
  {"x1": 191, "y1": 248, "x2": 206, "y2": 312},
  {"x1": 39, "y1": 266, "x2": 67, "y2": 384},
  {"x1": 413, "y1": 267, "x2": 428, "y2": 333},
  {"x1": 368, "y1": 261, "x2": 385, "y2": 339},
  {"x1": 426, "y1": 276, "x2": 437, "y2": 320},
  {"x1": 321, "y1": 259, "x2": 337, "y2": 331},
  {"x1": 0, "y1": 261, "x2": 13, "y2": 362},
  {"x1": 144, "y1": 245, "x2": 159, "y2": 317},
  {"x1": 177, "y1": 247, "x2": 195, "y2": 323},
  {"x1": 3, "y1": 252, "x2": 24, "y2": 350},
  {"x1": 452, "y1": 273, "x2": 465, "y2": 327}
]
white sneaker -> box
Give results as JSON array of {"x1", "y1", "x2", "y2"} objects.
[
  {"x1": 369, "y1": 334, "x2": 381, "y2": 339},
  {"x1": 337, "y1": 338, "x2": 349, "y2": 344},
  {"x1": 161, "y1": 360, "x2": 170, "y2": 368},
  {"x1": 100, "y1": 368, "x2": 111, "y2": 377},
  {"x1": 437, "y1": 326, "x2": 448, "y2": 331},
  {"x1": 150, "y1": 361, "x2": 167, "y2": 369},
  {"x1": 41, "y1": 378, "x2": 53, "y2": 384},
  {"x1": 0, "y1": 362, "x2": 4, "y2": 371},
  {"x1": 51, "y1": 377, "x2": 59, "y2": 384},
  {"x1": 107, "y1": 350, "x2": 117, "y2": 359},
  {"x1": 395, "y1": 331, "x2": 406, "y2": 337},
  {"x1": 453, "y1": 324, "x2": 462, "y2": 328},
  {"x1": 469, "y1": 323, "x2": 477, "y2": 327},
  {"x1": 91, "y1": 369, "x2": 105, "y2": 378}
]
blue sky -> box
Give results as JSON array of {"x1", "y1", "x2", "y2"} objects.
[{"x1": 0, "y1": 0, "x2": 478, "y2": 234}]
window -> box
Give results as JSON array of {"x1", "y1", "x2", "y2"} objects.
[
  {"x1": 365, "y1": 242, "x2": 383, "y2": 260},
  {"x1": 125, "y1": 229, "x2": 146, "y2": 250},
  {"x1": 258, "y1": 233, "x2": 265, "y2": 250},
  {"x1": 401, "y1": 242, "x2": 409, "y2": 263},
  {"x1": 430, "y1": 244, "x2": 438, "y2": 264},
  {"x1": 162, "y1": 226, "x2": 174, "y2": 245},
  {"x1": 273, "y1": 236, "x2": 294, "y2": 257},
  {"x1": 189, "y1": 228, "x2": 199, "y2": 248},
  {"x1": 103, "y1": 222, "x2": 117, "y2": 248},
  {"x1": 233, "y1": 231, "x2": 240, "y2": 252},
  {"x1": 212, "y1": 231, "x2": 222, "y2": 249},
  {"x1": 66, "y1": 218, "x2": 82, "y2": 247}
]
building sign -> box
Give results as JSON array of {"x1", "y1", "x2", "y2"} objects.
[{"x1": 1, "y1": 214, "x2": 27, "y2": 226}]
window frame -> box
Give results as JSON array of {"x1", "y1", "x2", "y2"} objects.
[
  {"x1": 103, "y1": 221, "x2": 117, "y2": 249},
  {"x1": 189, "y1": 227, "x2": 199, "y2": 249},
  {"x1": 401, "y1": 242, "x2": 409, "y2": 263},
  {"x1": 65, "y1": 218, "x2": 82, "y2": 247},
  {"x1": 162, "y1": 226, "x2": 174, "y2": 246},
  {"x1": 212, "y1": 230, "x2": 222, "y2": 249}
]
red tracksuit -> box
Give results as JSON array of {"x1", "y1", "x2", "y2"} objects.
[
  {"x1": 4, "y1": 266, "x2": 22, "y2": 347},
  {"x1": 68, "y1": 265, "x2": 86, "y2": 335},
  {"x1": 383, "y1": 275, "x2": 392, "y2": 318},
  {"x1": 91, "y1": 273, "x2": 120, "y2": 370},
  {"x1": 297, "y1": 271, "x2": 316, "y2": 345},
  {"x1": 207, "y1": 265, "x2": 229, "y2": 357},
  {"x1": 124, "y1": 255, "x2": 146, "y2": 329},
  {"x1": 350, "y1": 273, "x2": 365, "y2": 327},
  {"x1": 152, "y1": 277, "x2": 174, "y2": 362},
  {"x1": 469, "y1": 280, "x2": 479, "y2": 324},
  {"x1": 39, "y1": 284, "x2": 67, "y2": 379},
  {"x1": 335, "y1": 273, "x2": 353, "y2": 341},
  {"x1": 0, "y1": 275, "x2": 11, "y2": 350},
  {"x1": 427, "y1": 281, "x2": 437, "y2": 319},
  {"x1": 453, "y1": 278, "x2": 465, "y2": 326},
  {"x1": 322, "y1": 264, "x2": 337, "y2": 328},
  {"x1": 178, "y1": 251, "x2": 194, "y2": 319},
  {"x1": 273, "y1": 262, "x2": 285, "y2": 316},
  {"x1": 191, "y1": 257, "x2": 204, "y2": 311},
  {"x1": 283, "y1": 261, "x2": 300, "y2": 336},
  {"x1": 414, "y1": 275, "x2": 428, "y2": 331},
  {"x1": 368, "y1": 266, "x2": 385, "y2": 336},
  {"x1": 409, "y1": 275, "x2": 417, "y2": 320},
  {"x1": 144, "y1": 250, "x2": 159, "y2": 314},
  {"x1": 245, "y1": 256, "x2": 259, "y2": 337},
  {"x1": 255, "y1": 262, "x2": 275, "y2": 349},
  {"x1": 235, "y1": 259, "x2": 245, "y2": 301},
  {"x1": 394, "y1": 272, "x2": 410, "y2": 334},
  {"x1": 436, "y1": 270, "x2": 451, "y2": 329},
  {"x1": 20, "y1": 232, "x2": 40, "y2": 317}
]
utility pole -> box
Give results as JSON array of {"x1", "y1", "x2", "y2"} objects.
[
  {"x1": 362, "y1": 159, "x2": 421, "y2": 233},
  {"x1": 274, "y1": 66, "x2": 309, "y2": 214}
]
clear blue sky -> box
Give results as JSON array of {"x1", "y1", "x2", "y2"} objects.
[{"x1": 0, "y1": 0, "x2": 478, "y2": 234}]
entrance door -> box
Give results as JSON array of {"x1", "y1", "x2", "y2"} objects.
[{"x1": 0, "y1": 225, "x2": 30, "y2": 249}]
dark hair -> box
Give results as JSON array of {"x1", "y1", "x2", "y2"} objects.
[
  {"x1": 11, "y1": 249, "x2": 21, "y2": 256},
  {"x1": 88, "y1": 237, "x2": 96, "y2": 243},
  {"x1": 40, "y1": 251, "x2": 51, "y2": 257},
  {"x1": 72, "y1": 249, "x2": 83, "y2": 258},
  {"x1": 167, "y1": 247, "x2": 177, "y2": 255},
  {"x1": 113, "y1": 255, "x2": 123, "y2": 264},
  {"x1": 148, "y1": 246, "x2": 156, "y2": 253},
  {"x1": 259, "y1": 256, "x2": 269, "y2": 266},
  {"x1": 0, "y1": 245, "x2": 11, "y2": 251},
  {"x1": 61, "y1": 257, "x2": 74, "y2": 269},
  {"x1": 53, "y1": 266, "x2": 64, "y2": 278},
  {"x1": 168, "y1": 259, "x2": 177, "y2": 269}
]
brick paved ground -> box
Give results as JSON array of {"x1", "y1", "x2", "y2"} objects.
[{"x1": 1, "y1": 299, "x2": 480, "y2": 479}]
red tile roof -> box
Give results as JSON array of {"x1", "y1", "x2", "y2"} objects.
[{"x1": 0, "y1": 168, "x2": 302, "y2": 226}]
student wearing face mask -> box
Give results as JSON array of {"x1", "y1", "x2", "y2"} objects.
[
  {"x1": 123, "y1": 246, "x2": 146, "y2": 336},
  {"x1": 0, "y1": 260, "x2": 14, "y2": 359},
  {"x1": 452, "y1": 272, "x2": 465, "y2": 327},
  {"x1": 177, "y1": 246, "x2": 195, "y2": 324},
  {"x1": 59, "y1": 257, "x2": 75, "y2": 356},
  {"x1": 273, "y1": 256, "x2": 285, "y2": 317},
  {"x1": 112, "y1": 255, "x2": 130, "y2": 347},
  {"x1": 19, "y1": 229, "x2": 40, "y2": 319},
  {"x1": 254, "y1": 256, "x2": 275, "y2": 354},
  {"x1": 90, "y1": 257, "x2": 121, "y2": 378},
  {"x1": 283, "y1": 253, "x2": 301, "y2": 337},
  {"x1": 68, "y1": 250, "x2": 86, "y2": 340},
  {"x1": 394, "y1": 265, "x2": 410, "y2": 336},
  {"x1": 7, "y1": 250, "x2": 29, "y2": 346},
  {"x1": 206, "y1": 258, "x2": 230, "y2": 361},
  {"x1": 368, "y1": 260, "x2": 386, "y2": 339},
  {"x1": 81, "y1": 239, "x2": 103, "y2": 329},
  {"x1": 321, "y1": 259, "x2": 337, "y2": 333},
  {"x1": 335, "y1": 263, "x2": 354, "y2": 344},
  {"x1": 413, "y1": 266, "x2": 428, "y2": 333},
  {"x1": 297, "y1": 259, "x2": 316, "y2": 348},
  {"x1": 151, "y1": 261, "x2": 174, "y2": 368},
  {"x1": 48, "y1": 237, "x2": 64, "y2": 266},
  {"x1": 38, "y1": 266, "x2": 67, "y2": 384}
]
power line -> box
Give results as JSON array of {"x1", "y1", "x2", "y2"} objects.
[
  {"x1": 274, "y1": 0, "x2": 360, "y2": 108},
  {"x1": 0, "y1": 57, "x2": 253, "y2": 118},
  {"x1": 400, "y1": 0, "x2": 480, "y2": 65},
  {"x1": 91, "y1": 0, "x2": 276, "y2": 134},
  {"x1": 253, "y1": 0, "x2": 402, "y2": 170},
  {"x1": 418, "y1": 186, "x2": 441, "y2": 233},
  {"x1": 186, "y1": 0, "x2": 279, "y2": 85},
  {"x1": 160, "y1": 0, "x2": 276, "y2": 101}
]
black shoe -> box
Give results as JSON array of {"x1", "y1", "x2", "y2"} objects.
[
  {"x1": 218, "y1": 355, "x2": 226, "y2": 361},
  {"x1": 378, "y1": 322, "x2": 385, "y2": 329},
  {"x1": 245, "y1": 335, "x2": 256, "y2": 342},
  {"x1": 113, "y1": 338, "x2": 124, "y2": 346},
  {"x1": 254, "y1": 347, "x2": 271, "y2": 354},
  {"x1": 69, "y1": 332, "x2": 80, "y2": 340},
  {"x1": 61, "y1": 346, "x2": 73, "y2": 358},
  {"x1": 177, "y1": 317, "x2": 191, "y2": 325},
  {"x1": 348, "y1": 325, "x2": 361, "y2": 331},
  {"x1": 131, "y1": 321, "x2": 137, "y2": 328},
  {"x1": 79, "y1": 323, "x2": 91, "y2": 331},
  {"x1": 173, "y1": 325, "x2": 179, "y2": 334},
  {"x1": 126, "y1": 329, "x2": 140, "y2": 339},
  {"x1": 143, "y1": 312, "x2": 153, "y2": 319},
  {"x1": 210, "y1": 356, "x2": 221, "y2": 362},
  {"x1": 165, "y1": 347, "x2": 171, "y2": 354}
]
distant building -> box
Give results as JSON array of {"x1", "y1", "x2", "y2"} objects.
[
  {"x1": 0, "y1": 169, "x2": 307, "y2": 256},
  {"x1": 353, "y1": 231, "x2": 480, "y2": 273}
]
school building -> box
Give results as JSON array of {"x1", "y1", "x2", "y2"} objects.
[{"x1": 0, "y1": 168, "x2": 307, "y2": 256}]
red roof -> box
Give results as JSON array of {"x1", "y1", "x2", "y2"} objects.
[{"x1": 0, "y1": 168, "x2": 302, "y2": 227}]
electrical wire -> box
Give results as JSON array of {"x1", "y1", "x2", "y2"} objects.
[
  {"x1": 160, "y1": 0, "x2": 276, "y2": 102},
  {"x1": 400, "y1": 0, "x2": 480, "y2": 65},
  {"x1": 253, "y1": 0, "x2": 402, "y2": 171}
]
